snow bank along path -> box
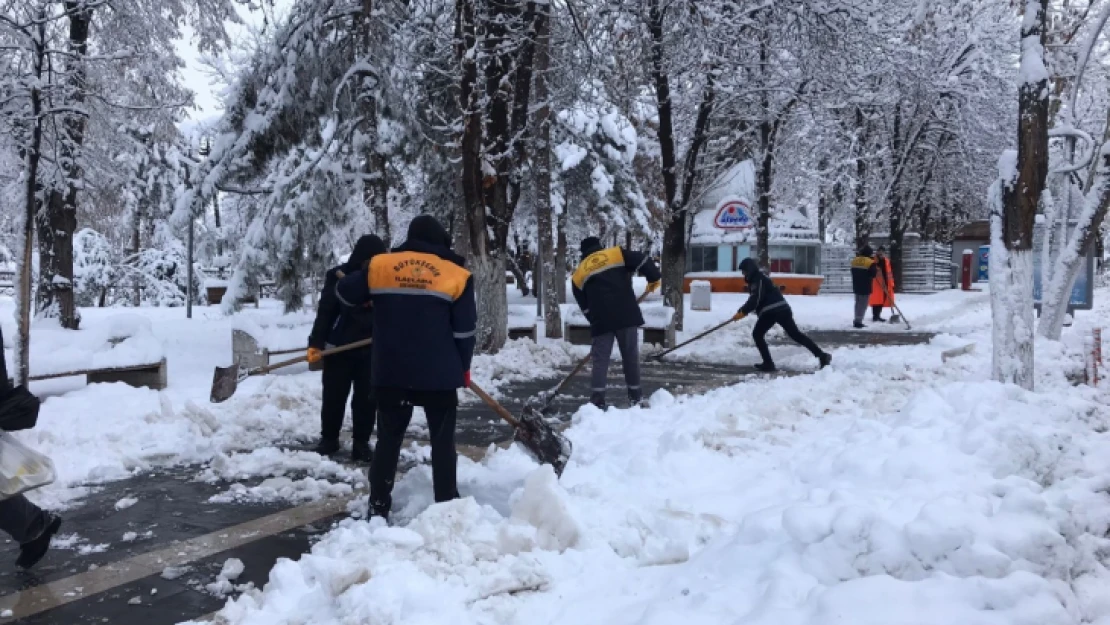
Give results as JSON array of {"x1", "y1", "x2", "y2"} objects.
[{"x1": 193, "y1": 320, "x2": 1110, "y2": 625}]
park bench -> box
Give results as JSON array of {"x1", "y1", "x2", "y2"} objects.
[
  {"x1": 507, "y1": 307, "x2": 538, "y2": 341},
  {"x1": 15, "y1": 316, "x2": 169, "y2": 390},
  {"x1": 28, "y1": 359, "x2": 168, "y2": 390}
]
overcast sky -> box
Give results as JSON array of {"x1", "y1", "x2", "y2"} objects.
[{"x1": 176, "y1": 1, "x2": 293, "y2": 135}]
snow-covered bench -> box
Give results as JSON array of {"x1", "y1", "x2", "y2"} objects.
[
  {"x1": 20, "y1": 314, "x2": 168, "y2": 390},
  {"x1": 507, "y1": 306, "x2": 537, "y2": 342},
  {"x1": 641, "y1": 305, "x2": 676, "y2": 347},
  {"x1": 231, "y1": 317, "x2": 318, "y2": 372},
  {"x1": 562, "y1": 305, "x2": 675, "y2": 347},
  {"x1": 205, "y1": 279, "x2": 257, "y2": 307}
]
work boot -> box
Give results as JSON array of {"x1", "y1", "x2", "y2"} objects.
[
  {"x1": 628, "y1": 388, "x2": 645, "y2": 408},
  {"x1": 368, "y1": 496, "x2": 390, "y2": 523},
  {"x1": 754, "y1": 362, "x2": 778, "y2": 373},
  {"x1": 16, "y1": 513, "x2": 61, "y2": 569},
  {"x1": 853, "y1": 321, "x2": 865, "y2": 329},
  {"x1": 873, "y1": 315, "x2": 886, "y2": 322},
  {"x1": 351, "y1": 441, "x2": 373, "y2": 464},
  {"x1": 314, "y1": 437, "x2": 341, "y2": 456},
  {"x1": 588, "y1": 392, "x2": 607, "y2": 410},
  {"x1": 819, "y1": 353, "x2": 833, "y2": 369}
]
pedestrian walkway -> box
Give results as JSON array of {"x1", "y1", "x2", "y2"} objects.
[{"x1": 0, "y1": 329, "x2": 935, "y2": 624}]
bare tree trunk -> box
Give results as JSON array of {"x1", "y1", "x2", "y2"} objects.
[
  {"x1": 649, "y1": 0, "x2": 683, "y2": 330},
  {"x1": 532, "y1": 4, "x2": 561, "y2": 338},
  {"x1": 36, "y1": 3, "x2": 90, "y2": 330},
  {"x1": 991, "y1": 0, "x2": 1049, "y2": 390},
  {"x1": 817, "y1": 156, "x2": 830, "y2": 242},
  {"x1": 16, "y1": 11, "x2": 48, "y2": 385},
  {"x1": 556, "y1": 210, "x2": 567, "y2": 305},
  {"x1": 854, "y1": 107, "x2": 871, "y2": 251}
]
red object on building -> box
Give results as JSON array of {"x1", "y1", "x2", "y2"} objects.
[{"x1": 961, "y1": 250, "x2": 974, "y2": 291}]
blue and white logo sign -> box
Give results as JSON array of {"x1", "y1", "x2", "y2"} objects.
[{"x1": 713, "y1": 198, "x2": 754, "y2": 230}]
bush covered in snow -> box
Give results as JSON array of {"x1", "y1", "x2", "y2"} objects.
[{"x1": 73, "y1": 229, "x2": 120, "y2": 307}]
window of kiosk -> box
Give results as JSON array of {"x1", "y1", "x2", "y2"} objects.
[
  {"x1": 794, "y1": 246, "x2": 817, "y2": 275},
  {"x1": 717, "y1": 246, "x2": 734, "y2": 272},
  {"x1": 688, "y1": 246, "x2": 718, "y2": 272},
  {"x1": 770, "y1": 246, "x2": 794, "y2": 273}
]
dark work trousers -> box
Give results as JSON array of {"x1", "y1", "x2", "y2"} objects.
[
  {"x1": 752, "y1": 307, "x2": 824, "y2": 367},
  {"x1": 589, "y1": 327, "x2": 641, "y2": 402},
  {"x1": 872, "y1": 305, "x2": 886, "y2": 321},
  {"x1": 369, "y1": 390, "x2": 459, "y2": 516},
  {"x1": 0, "y1": 494, "x2": 49, "y2": 543},
  {"x1": 320, "y1": 348, "x2": 376, "y2": 443}
]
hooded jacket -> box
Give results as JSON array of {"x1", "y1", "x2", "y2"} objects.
[
  {"x1": 738, "y1": 258, "x2": 789, "y2": 317},
  {"x1": 850, "y1": 245, "x2": 878, "y2": 296},
  {"x1": 571, "y1": 238, "x2": 661, "y2": 336},
  {"x1": 336, "y1": 216, "x2": 477, "y2": 391},
  {"x1": 308, "y1": 235, "x2": 387, "y2": 350}
]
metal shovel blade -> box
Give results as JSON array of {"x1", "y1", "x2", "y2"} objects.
[
  {"x1": 210, "y1": 364, "x2": 243, "y2": 403},
  {"x1": 516, "y1": 404, "x2": 572, "y2": 476}
]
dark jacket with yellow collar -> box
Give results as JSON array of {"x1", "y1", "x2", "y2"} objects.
[
  {"x1": 850, "y1": 247, "x2": 878, "y2": 296},
  {"x1": 571, "y1": 244, "x2": 661, "y2": 336},
  {"x1": 336, "y1": 218, "x2": 476, "y2": 391}
]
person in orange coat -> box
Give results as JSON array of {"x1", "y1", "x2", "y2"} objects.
[{"x1": 870, "y1": 246, "x2": 894, "y2": 322}]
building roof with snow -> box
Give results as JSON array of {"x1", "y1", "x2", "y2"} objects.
[{"x1": 690, "y1": 160, "x2": 819, "y2": 246}]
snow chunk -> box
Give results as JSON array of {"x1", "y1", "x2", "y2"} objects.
[
  {"x1": 114, "y1": 497, "x2": 138, "y2": 511},
  {"x1": 510, "y1": 466, "x2": 580, "y2": 552}
]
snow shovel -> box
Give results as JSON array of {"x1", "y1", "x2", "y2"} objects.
[
  {"x1": 878, "y1": 281, "x2": 911, "y2": 330},
  {"x1": 209, "y1": 338, "x2": 373, "y2": 403},
  {"x1": 469, "y1": 382, "x2": 571, "y2": 476},
  {"x1": 522, "y1": 289, "x2": 654, "y2": 419},
  {"x1": 651, "y1": 317, "x2": 737, "y2": 360}
]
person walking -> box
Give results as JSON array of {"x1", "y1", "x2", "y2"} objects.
[
  {"x1": 336, "y1": 215, "x2": 476, "y2": 521},
  {"x1": 850, "y1": 245, "x2": 878, "y2": 328},
  {"x1": 732, "y1": 258, "x2": 831, "y2": 372},
  {"x1": 571, "y1": 236, "x2": 661, "y2": 409},
  {"x1": 307, "y1": 234, "x2": 387, "y2": 462},
  {"x1": 870, "y1": 246, "x2": 895, "y2": 322},
  {"x1": 0, "y1": 326, "x2": 62, "y2": 568}
]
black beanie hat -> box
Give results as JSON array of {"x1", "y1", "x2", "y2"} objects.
[
  {"x1": 407, "y1": 215, "x2": 451, "y2": 248},
  {"x1": 860, "y1": 245, "x2": 874, "y2": 257},
  {"x1": 346, "y1": 234, "x2": 387, "y2": 270},
  {"x1": 738, "y1": 257, "x2": 759, "y2": 278},
  {"x1": 580, "y1": 236, "x2": 602, "y2": 256}
]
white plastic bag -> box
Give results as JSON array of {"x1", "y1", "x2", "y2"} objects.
[{"x1": 0, "y1": 433, "x2": 56, "y2": 499}]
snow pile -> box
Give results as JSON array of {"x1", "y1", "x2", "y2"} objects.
[
  {"x1": 202, "y1": 323, "x2": 1110, "y2": 625},
  {"x1": 468, "y1": 339, "x2": 579, "y2": 397},
  {"x1": 199, "y1": 447, "x2": 366, "y2": 504},
  {"x1": 206, "y1": 558, "x2": 247, "y2": 597}
]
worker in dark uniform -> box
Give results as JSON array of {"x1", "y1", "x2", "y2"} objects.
[
  {"x1": 571, "y1": 236, "x2": 661, "y2": 409},
  {"x1": 733, "y1": 258, "x2": 831, "y2": 372},
  {"x1": 307, "y1": 235, "x2": 387, "y2": 462},
  {"x1": 336, "y1": 215, "x2": 476, "y2": 521},
  {"x1": 850, "y1": 245, "x2": 878, "y2": 328},
  {"x1": 0, "y1": 326, "x2": 62, "y2": 568}
]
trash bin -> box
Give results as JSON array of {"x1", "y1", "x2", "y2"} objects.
[{"x1": 691, "y1": 280, "x2": 712, "y2": 311}]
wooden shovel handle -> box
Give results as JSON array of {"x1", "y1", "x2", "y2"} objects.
[
  {"x1": 259, "y1": 338, "x2": 374, "y2": 374},
  {"x1": 653, "y1": 318, "x2": 735, "y2": 360},
  {"x1": 469, "y1": 382, "x2": 520, "y2": 428}
]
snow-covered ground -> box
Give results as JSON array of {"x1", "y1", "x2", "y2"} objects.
[
  {"x1": 5, "y1": 282, "x2": 1110, "y2": 625},
  {"x1": 167, "y1": 283, "x2": 1108, "y2": 625}
]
